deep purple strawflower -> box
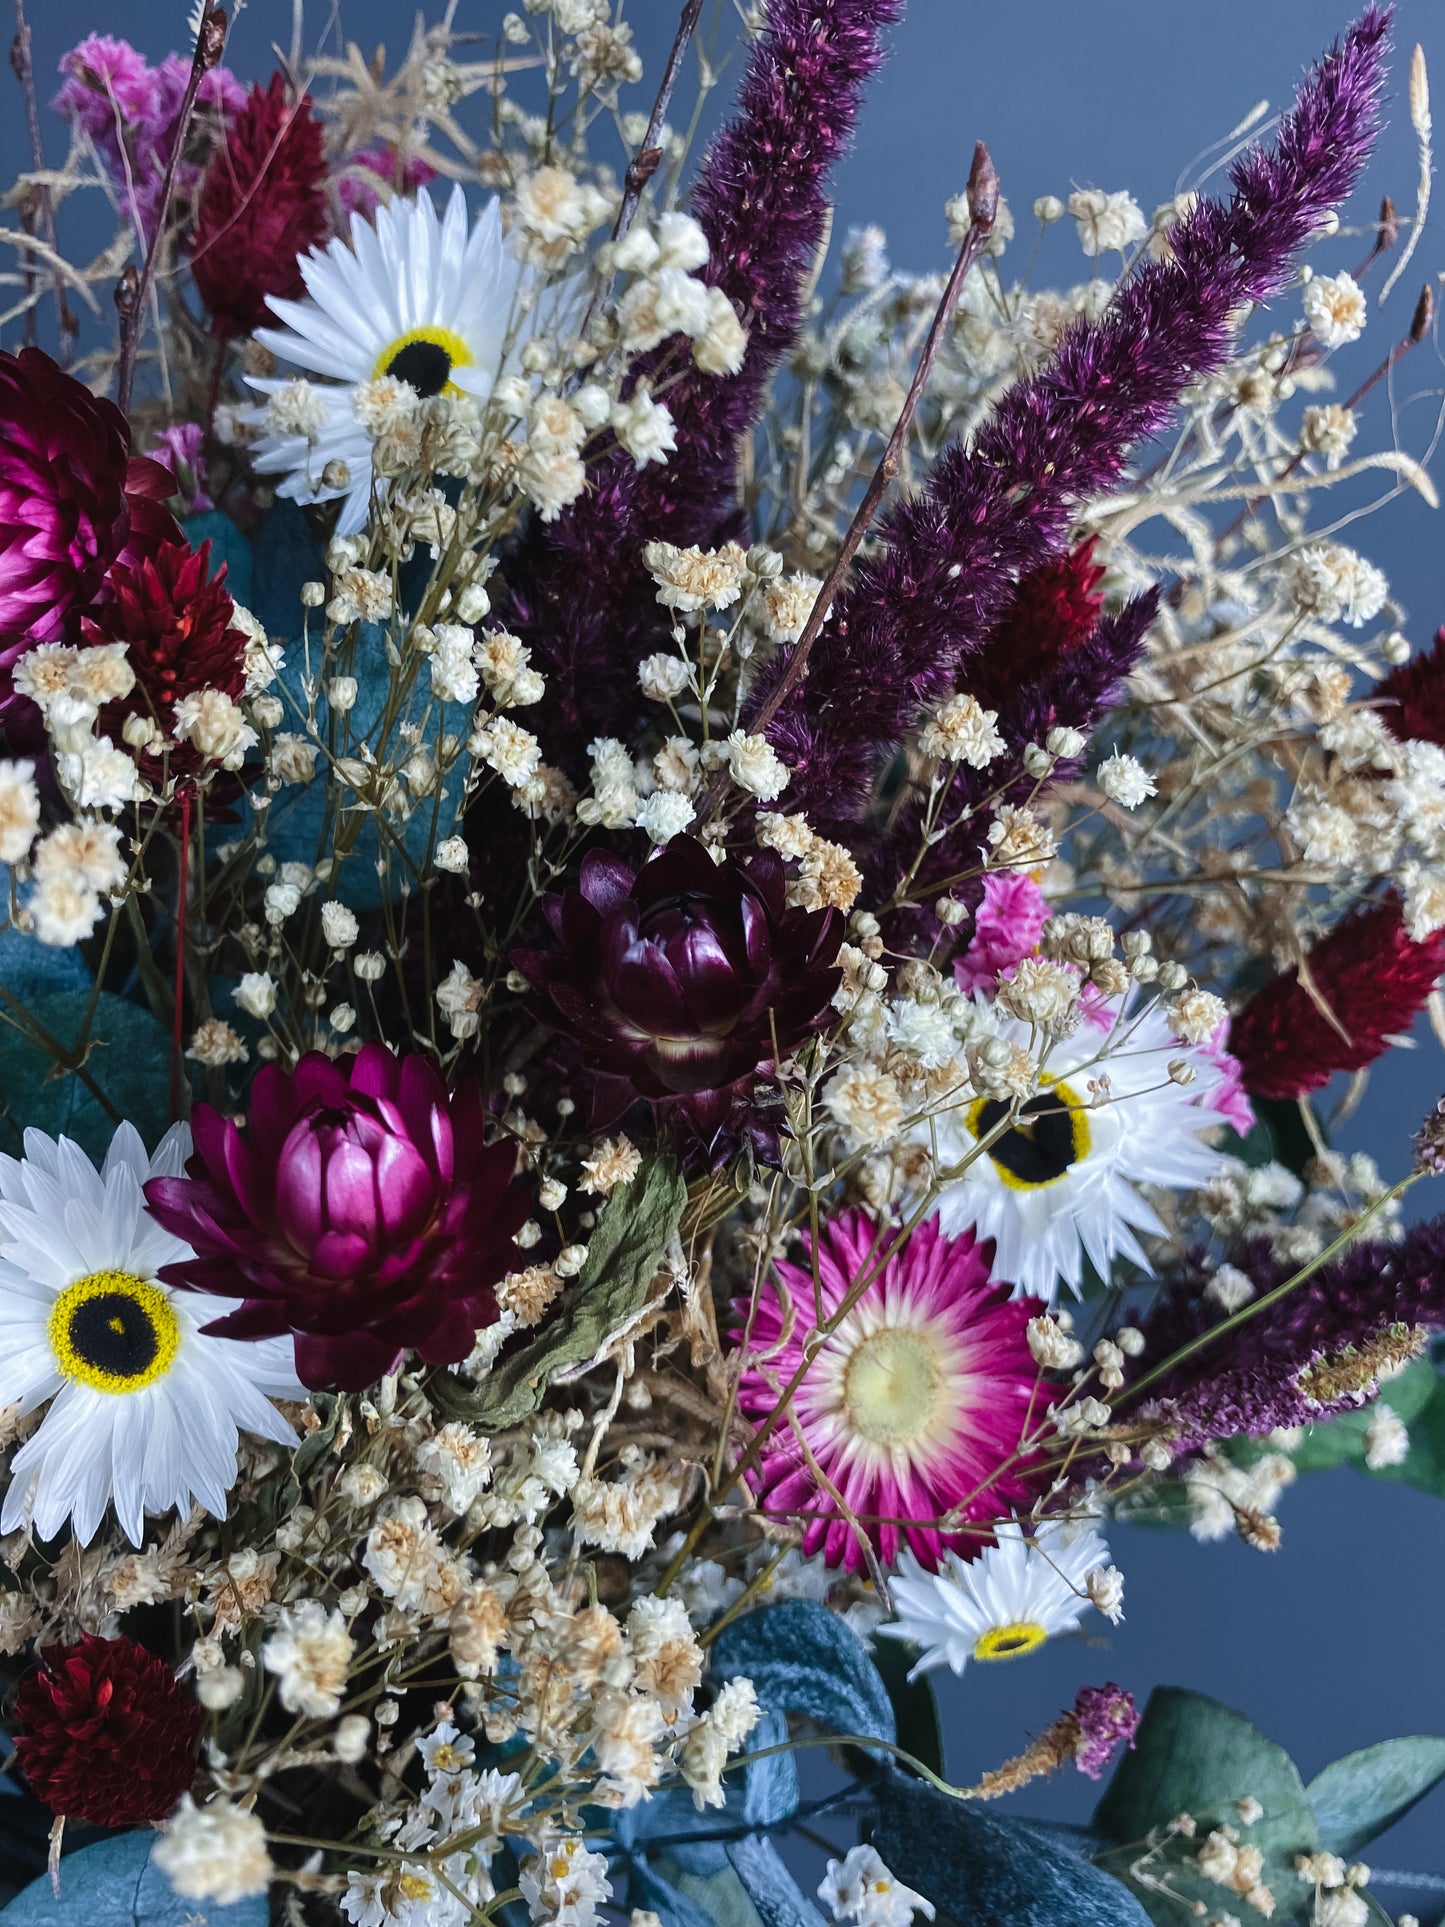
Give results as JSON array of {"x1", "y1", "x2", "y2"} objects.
[
  {"x1": 492, "y1": 0, "x2": 900, "y2": 775},
  {"x1": 1071, "y1": 1683, "x2": 1140, "y2": 1780},
  {"x1": 144, "y1": 1043, "x2": 528, "y2": 1392},
  {"x1": 752, "y1": 9, "x2": 1392, "y2": 827},
  {"x1": 513, "y1": 834, "x2": 843, "y2": 1133},
  {"x1": 1126, "y1": 1215, "x2": 1445, "y2": 1446}
]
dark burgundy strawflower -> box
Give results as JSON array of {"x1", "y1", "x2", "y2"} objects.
[
  {"x1": 190, "y1": 71, "x2": 329, "y2": 339},
  {"x1": 83, "y1": 538, "x2": 248, "y2": 788},
  {"x1": 14, "y1": 1633, "x2": 202, "y2": 1825},
  {"x1": 144, "y1": 1043, "x2": 528, "y2": 1392},
  {"x1": 0, "y1": 347, "x2": 180, "y2": 681},
  {"x1": 513, "y1": 834, "x2": 843, "y2": 1130},
  {"x1": 751, "y1": 10, "x2": 1392, "y2": 826},
  {"x1": 1376, "y1": 624, "x2": 1445, "y2": 745},
  {"x1": 1227, "y1": 897, "x2": 1445, "y2": 1101}
]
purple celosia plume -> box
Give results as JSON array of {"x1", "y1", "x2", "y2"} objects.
[
  {"x1": 492, "y1": 0, "x2": 902, "y2": 773},
  {"x1": 750, "y1": 8, "x2": 1392, "y2": 827},
  {"x1": 1126, "y1": 1215, "x2": 1445, "y2": 1446}
]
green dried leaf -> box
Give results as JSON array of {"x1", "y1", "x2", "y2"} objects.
[
  {"x1": 427, "y1": 1154, "x2": 687, "y2": 1432},
  {"x1": 1307, "y1": 1736, "x2": 1445, "y2": 1858},
  {"x1": 0, "y1": 991, "x2": 172, "y2": 1162}
]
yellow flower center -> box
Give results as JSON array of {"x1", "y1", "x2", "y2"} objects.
[
  {"x1": 973, "y1": 1620, "x2": 1050, "y2": 1662},
  {"x1": 841, "y1": 1326, "x2": 944, "y2": 1448},
  {"x1": 374, "y1": 325, "x2": 474, "y2": 398},
  {"x1": 47, "y1": 1270, "x2": 180, "y2": 1394},
  {"x1": 968, "y1": 1078, "x2": 1091, "y2": 1191},
  {"x1": 398, "y1": 1873, "x2": 434, "y2": 1903}
]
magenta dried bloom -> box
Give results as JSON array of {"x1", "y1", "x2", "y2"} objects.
[
  {"x1": 1071, "y1": 1683, "x2": 1139, "y2": 1780},
  {"x1": 514, "y1": 834, "x2": 842, "y2": 1130},
  {"x1": 0, "y1": 348, "x2": 180, "y2": 680},
  {"x1": 733, "y1": 1210, "x2": 1042, "y2": 1571},
  {"x1": 953, "y1": 870, "x2": 1049, "y2": 994},
  {"x1": 338, "y1": 145, "x2": 439, "y2": 219},
  {"x1": 144, "y1": 1044, "x2": 528, "y2": 1392}
]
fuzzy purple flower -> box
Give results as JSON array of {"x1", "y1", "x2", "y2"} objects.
[
  {"x1": 1125, "y1": 1215, "x2": 1445, "y2": 1447},
  {"x1": 144, "y1": 1043, "x2": 528, "y2": 1393},
  {"x1": 752, "y1": 9, "x2": 1392, "y2": 828},
  {"x1": 1070, "y1": 1683, "x2": 1140, "y2": 1780},
  {"x1": 492, "y1": 0, "x2": 901, "y2": 776},
  {"x1": 513, "y1": 834, "x2": 843, "y2": 1132},
  {"x1": 151, "y1": 422, "x2": 212, "y2": 514},
  {"x1": 338, "y1": 145, "x2": 439, "y2": 219}
]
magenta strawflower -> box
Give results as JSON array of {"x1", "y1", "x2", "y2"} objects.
[
  {"x1": 144, "y1": 1044, "x2": 528, "y2": 1392},
  {"x1": 953, "y1": 870, "x2": 1049, "y2": 994},
  {"x1": 734, "y1": 1210, "x2": 1042, "y2": 1572}
]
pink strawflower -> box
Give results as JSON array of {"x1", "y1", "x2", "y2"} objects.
[
  {"x1": 338, "y1": 145, "x2": 439, "y2": 219},
  {"x1": 953, "y1": 869, "x2": 1049, "y2": 994},
  {"x1": 1197, "y1": 1026, "x2": 1255, "y2": 1138},
  {"x1": 734, "y1": 1209, "x2": 1043, "y2": 1573}
]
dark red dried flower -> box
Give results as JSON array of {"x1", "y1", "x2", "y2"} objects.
[
  {"x1": 1376, "y1": 624, "x2": 1445, "y2": 746},
  {"x1": 190, "y1": 72, "x2": 329, "y2": 339},
  {"x1": 0, "y1": 347, "x2": 180, "y2": 679},
  {"x1": 145, "y1": 1043, "x2": 528, "y2": 1391},
  {"x1": 513, "y1": 835, "x2": 843, "y2": 1131},
  {"x1": 82, "y1": 539, "x2": 248, "y2": 788},
  {"x1": 961, "y1": 539, "x2": 1106, "y2": 714},
  {"x1": 1228, "y1": 897, "x2": 1445, "y2": 1101},
  {"x1": 14, "y1": 1633, "x2": 202, "y2": 1825}
]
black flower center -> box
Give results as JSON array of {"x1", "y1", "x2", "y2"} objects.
[
  {"x1": 48, "y1": 1270, "x2": 181, "y2": 1393},
  {"x1": 970, "y1": 1087, "x2": 1089, "y2": 1189},
  {"x1": 383, "y1": 338, "x2": 453, "y2": 397}
]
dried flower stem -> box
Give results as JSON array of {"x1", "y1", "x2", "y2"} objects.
[
  {"x1": 114, "y1": 3, "x2": 228, "y2": 412},
  {"x1": 10, "y1": 0, "x2": 74, "y2": 357}
]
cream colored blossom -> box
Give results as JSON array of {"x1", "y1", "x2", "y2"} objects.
[
  {"x1": 723, "y1": 729, "x2": 789, "y2": 801},
  {"x1": 580, "y1": 1135, "x2": 643, "y2": 1195},
  {"x1": 154, "y1": 1797, "x2": 272, "y2": 1905},
  {"x1": 918, "y1": 693, "x2": 1005, "y2": 766},
  {"x1": 263, "y1": 1600, "x2": 353, "y2": 1718},
  {"x1": 172, "y1": 689, "x2": 257, "y2": 770},
  {"x1": 1302, "y1": 270, "x2": 1367, "y2": 348},
  {"x1": 644, "y1": 540, "x2": 747, "y2": 613},
  {"x1": 825, "y1": 1065, "x2": 907, "y2": 1146},
  {"x1": 187, "y1": 1018, "x2": 248, "y2": 1068},
  {"x1": 1068, "y1": 187, "x2": 1147, "y2": 254}
]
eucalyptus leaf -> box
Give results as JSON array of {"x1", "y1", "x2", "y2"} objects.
[
  {"x1": 635, "y1": 1853, "x2": 764, "y2": 1927},
  {"x1": 725, "y1": 1836, "x2": 826, "y2": 1927},
  {"x1": 1306, "y1": 1737, "x2": 1445, "y2": 1858},
  {"x1": 248, "y1": 499, "x2": 322, "y2": 637},
  {"x1": 180, "y1": 509, "x2": 254, "y2": 611},
  {"x1": 427, "y1": 1154, "x2": 687, "y2": 1431},
  {"x1": 1, "y1": 1831, "x2": 267, "y2": 1926},
  {"x1": 873, "y1": 1771, "x2": 1153, "y2": 1927},
  {"x1": 710, "y1": 1600, "x2": 896, "y2": 1755},
  {"x1": 870, "y1": 1634, "x2": 945, "y2": 1781},
  {"x1": 0, "y1": 992, "x2": 173, "y2": 1163},
  {"x1": 1093, "y1": 1688, "x2": 1318, "y2": 1926}
]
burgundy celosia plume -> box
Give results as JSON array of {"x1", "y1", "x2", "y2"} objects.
[
  {"x1": 84, "y1": 538, "x2": 248, "y2": 788},
  {"x1": 492, "y1": 0, "x2": 901, "y2": 774},
  {"x1": 1128, "y1": 1216, "x2": 1445, "y2": 1447},
  {"x1": 1227, "y1": 898, "x2": 1445, "y2": 1101},
  {"x1": 144, "y1": 1043, "x2": 528, "y2": 1392},
  {"x1": 190, "y1": 71, "x2": 329, "y2": 339},
  {"x1": 14, "y1": 1634, "x2": 202, "y2": 1825},
  {"x1": 960, "y1": 540, "x2": 1106, "y2": 716},
  {"x1": 750, "y1": 9, "x2": 1392, "y2": 826},
  {"x1": 0, "y1": 347, "x2": 180, "y2": 680},
  {"x1": 1376, "y1": 624, "x2": 1445, "y2": 745},
  {"x1": 514, "y1": 834, "x2": 843, "y2": 1132}
]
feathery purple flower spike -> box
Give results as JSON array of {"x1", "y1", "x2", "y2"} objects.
[
  {"x1": 494, "y1": 0, "x2": 903, "y2": 773},
  {"x1": 753, "y1": 7, "x2": 1393, "y2": 832}
]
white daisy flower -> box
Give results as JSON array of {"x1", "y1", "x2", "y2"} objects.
[
  {"x1": 928, "y1": 999, "x2": 1231, "y2": 1300},
  {"x1": 0, "y1": 1122, "x2": 303, "y2": 1547},
  {"x1": 878, "y1": 1517, "x2": 1112, "y2": 1679},
  {"x1": 246, "y1": 186, "x2": 575, "y2": 535}
]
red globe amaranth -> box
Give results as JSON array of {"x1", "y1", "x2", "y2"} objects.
[
  {"x1": 1376, "y1": 625, "x2": 1445, "y2": 746},
  {"x1": 190, "y1": 72, "x2": 329, "y2": 338},
  {"x1": 83, "y1": 538, "x2": 248, "y2": 788},
  {"x1": 961, "y1": 538, "x2": 1107, "y2": 715},
  {"x1": 14, "y1": 1634, "x2": 202, "y2": 1825},
  {"x1": 1228, "y1": 898, "x2": 1445, "y2": 1101},
  {"x1": 145, "y1": 1043, "x2": 528, "y2": 1392},
  {"x1": 513, "y1": 834, "x2": 843, "y2": 1131},
  {"x1": 0, "y1": 347, "x2": 180, "y2": 680}
]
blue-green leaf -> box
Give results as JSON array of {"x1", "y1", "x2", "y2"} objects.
[
  {"x1": 724, "y1": 1837, "x2": 825, "y2": 1927},
  {"x1": 1, "y1": 1831, "x2": 267, "y2": 1926},
  {"x1": 1307, "y1": 1737, "x2": 1445, "y2": 1858},
  {"x1": 0, "y1": 992, "x2": 173, "y2": 1163},
  {"x1": 709, "y1": 1600, "x2": 896, "y2": 1752},
  {"x1": 179, "y1": 511, "x2": 254, "y2": 611},
  {"x1": 873, "y1": 1772, "x2": 1152, "y2": 1927}
]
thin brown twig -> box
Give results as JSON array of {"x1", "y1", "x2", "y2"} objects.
[
  {"x1": 1214, "y1": 282, "x2": 1433, "y2": 551},
  {"x1": 114, "y1": 3, "x2": 228, "y2": 414},
  {"x1": 11, "y1": 0, "x2": 76, "y2": 358},
  {"x1": 698, "y1": 141, "x2": 1000, "y2": 824},
  {"x1": 576, "y1": 0, "x2": 705, "y2": 345}
]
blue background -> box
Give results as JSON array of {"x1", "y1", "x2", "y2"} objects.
[{"x1": 3, "y1": 0, "x2": 1445, "y2": 1883}]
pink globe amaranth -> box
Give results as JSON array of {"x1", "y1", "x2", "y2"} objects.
[
  {"x1": 144, "y1": 1043, "x2": 529, "y2": 1392},
  {"x1": 733, "y1": 1209, "x2": 1044, "y2": 1573},
  {"x1": 0, "y1": 347, "x2": 180, "y2": 678},
  {"x1": 513, "y1": 833, "x2": 842, "y2": 1132}
]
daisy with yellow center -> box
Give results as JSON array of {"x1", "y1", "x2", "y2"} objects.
[
  {"x1": 245, "y1": 186, "x2": 577, "y2": 535},
  {"x1": 878, "y1": 1516, "x2": 1115, "y2": 1680},
  {"x1": 0, "y1": 1122, "x2": 302, "y2": 1547}
]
